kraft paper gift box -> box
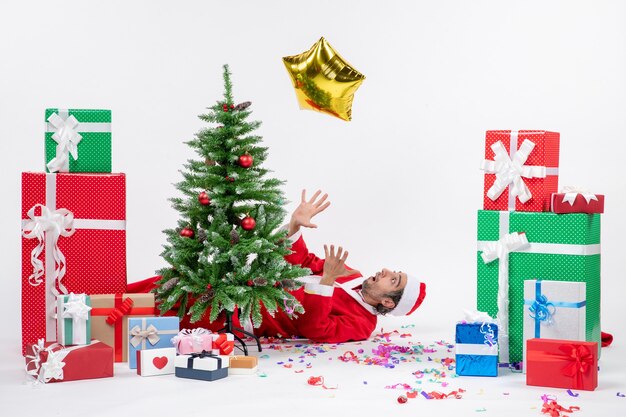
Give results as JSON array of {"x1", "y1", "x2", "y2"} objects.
[
  {"x1": 522, "y1": 280, "x2": 586, "y2": 372},
  {"x1": 526, "y1": 338, "x2": 598, "y2": 391},
  {"x1": 551, "y1": 188, "x2": 605, "y2": 214},
  {"x1": 480, "y1": 130, "x2": 559, "y2": 212},
  {"x1": 175, "y1": 352, "x2": 229, "y2": 381},
  {"x1": 229, "y1": 355, "x2": 258, "y2": 375},
  {"x1": 212, "y1": 333, "x2": 235, "y2": 355},
  {"x1": 455, "y1": 321, "x2": 499, "y2": 377},
  {"x1": 128, "y1": 316, "x2": 180, "y2": 369},
  {"x1": 21, "y1": 172, "x2": 127, "y2": 354},
  {"x1": 90, "y1": 293, "x2": 155, "y2": 362},
  {"x1": 45, "y1": 108, "x2": 112, "y2": 173},
  {"x1": 56, "y1": 293, "x2": 92, "y2": 346},
  {"x1": 171, "y1": 328, "x2": 213, "y2": 355},
  {"x1": 25, "y1": 339, "x2": 113, "y2": 383},
  {"x1": 137, "y1": 347, "x2": 176, "y2": 376},
  {"x1": 476, "y1": 210, "x2": 600, "y2": 364}
]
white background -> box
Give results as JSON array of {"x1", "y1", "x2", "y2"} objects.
[{"x1": 1, "y1": 1, "x2": 625, "y2": 415}]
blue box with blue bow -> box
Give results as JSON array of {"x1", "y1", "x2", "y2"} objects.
[
  {"x1": 522, "y1": 279, "x2": 586, "y2": 372},
  {"x1": 127, "y1": 316, "x2": 179, "y2": 369},
  {"x1": 455, "y1": 322, "x2": 499, "y2": 377}
]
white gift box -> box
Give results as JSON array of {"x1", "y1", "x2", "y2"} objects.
[
  {"x1": 136, "y1": 347, "x2": 176, "y2": 376},
  {"x1": 522, "y1": 279, "x2": 586, "y2": 372}
]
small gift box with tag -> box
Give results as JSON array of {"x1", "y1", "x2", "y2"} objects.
[
  {"x1": 229, "y1": 355, "x2": 258, "y2": 375},
  {"x1": 175, "y1": 351, "x2": 229, "y2": 381},
  {"x1": 526, "y1": 338, "x2": 598, "y2": 390},
  {"x1": 455, "y1": 311, "x2": 499, "y2": 377},
  {"x1": 136, "y1": 347, "x2": 176, "y2": 377},
  {"x1": 171, "y1": 328, "x2": 213, "y2": 355},
  {"x1": 127, "y1": 316, "x2": 179, "y2": 369},
  {"x1": 56, "y1": 293, "x2": 92, "y2": 346}
]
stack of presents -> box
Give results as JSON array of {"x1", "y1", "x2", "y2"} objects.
[
  {"x1": 455, "y1": 130, "x2": 604, "y2": 391},
  {"x1": 21, "y1": 109, "x2": 257, "y2": 384}
]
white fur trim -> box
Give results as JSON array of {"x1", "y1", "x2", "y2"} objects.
[
  {"x1": 304, "y1": 282, "x2": 334, "y2": 297},
  {"x1": 389, "y1": 274, "x2": 423, "y2": 316}
]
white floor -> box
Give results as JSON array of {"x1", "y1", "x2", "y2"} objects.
[{"x1": 1, "y1": 316, "x2": 624, "y2": 417}]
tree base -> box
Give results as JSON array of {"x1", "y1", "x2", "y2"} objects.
[{"x1": 217, "y1": 310, "x2": 262, "y2": 355}]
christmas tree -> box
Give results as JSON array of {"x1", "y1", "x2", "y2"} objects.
[{"x1": 154, "y1": 65, "x2": 309, "y2": 329}]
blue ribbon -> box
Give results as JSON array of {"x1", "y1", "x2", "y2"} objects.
[
  {"x1": 524, "y1": 280, "x2": 586, "y2": 337},
  {"x1": 480, "y1": 322, "x2": 497, "y2": 347}
]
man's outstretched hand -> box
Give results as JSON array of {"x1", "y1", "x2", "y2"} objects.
[
  {"x1": 320, "y1": 244, "x2": 360, "y2": 286},
  {"x1": 288, "y1": 189, "x2": 330, "y2": 237}
]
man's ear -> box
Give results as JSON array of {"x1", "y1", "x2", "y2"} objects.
[{"x1": 381, "y1": 297, "x2": 396, "y2": 309}]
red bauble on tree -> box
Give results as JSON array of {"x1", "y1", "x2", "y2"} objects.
[
  {"x1": 222, "y1": 104, "x2": 229, "y2": 112},
  {"x1": 198, "y1": 191, "x2": 211, "y2": 205},
  {"x1": 180, "y1": 227, "x2": 194, "y2": 238},
  {"x1": 238, "y1": 154, "x2": 253, "y2": 168},
  {"x1": 246, "y1": 280, "x2": 254, "y2": 287},
  {"x1": 241, "y1": 216, "x2": 256, "y2": 231}
]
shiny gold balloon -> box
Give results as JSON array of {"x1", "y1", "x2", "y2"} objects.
[{"x1": 282, "y1": 37, "x2": 365, "y2": 121}]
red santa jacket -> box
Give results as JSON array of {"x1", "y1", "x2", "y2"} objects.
[{"x1": 127, "y1": 232, "x2": 378, "y2": 343}]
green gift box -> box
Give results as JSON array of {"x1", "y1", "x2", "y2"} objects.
[
  {"x1": 45, "y1": 108, "x2": 112, "y2": 173},
  {"x1": 476, "y1": 210, "x2": 600, "y2": 364}
]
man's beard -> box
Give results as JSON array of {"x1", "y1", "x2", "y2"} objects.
[{"x1": 361, "y1": 279, "x2": 373, "y2": 297}]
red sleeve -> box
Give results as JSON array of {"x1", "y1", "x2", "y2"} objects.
[
  {"x1": 284, "y1": 235, "x2": 325, "y2": 275},
  {"x1": 296, "y1": 287, "x2": 376, "y2": 343}
]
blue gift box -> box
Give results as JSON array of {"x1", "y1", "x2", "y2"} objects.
[
  {"x1": 127, "y1": 317, "x2": 180, "y2": 369},
  {"x1": 455, "y1": 322, "x2": 499, "y2": 377}
]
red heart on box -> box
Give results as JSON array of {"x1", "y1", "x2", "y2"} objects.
[{"x1": 153, "y1": 356, "x2": 168, "y2": 369}]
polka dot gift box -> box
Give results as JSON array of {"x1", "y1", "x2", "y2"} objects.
[
  {"x1": 480, "y1": 130, "x2": 560, "y2": 212},
  {"x1": 44, "y1": 108, "x2": 112, "y2": 173},
  {"x1": 21, "y1": 172, "x2": 127, "y2": 355},
  {"x1": 476, "y1": 210, "x2": 601, "y2": 364}
]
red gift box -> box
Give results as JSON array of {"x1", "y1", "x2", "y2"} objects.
[
  {"x1": 21, "y1": 172, "x2": 127, "y2": 355},
  {"x1": 212, "y1": 333, "x2": 235, "y2": 355},
  {"x1": 481, "y1": 130, "x2": 560, "y2": 212},
  {"x1": 551, "y1": 191, "x2": 604, "y2": 214},
  {"x1": 526, "y1": 338, "x2": 598, "y2": 391},
  {"x1": 25, "y1": 340, "x2": 114, "y2": 383}
]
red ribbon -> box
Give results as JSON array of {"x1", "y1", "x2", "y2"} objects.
[
  {"x1": 528, "y1": 343, "x2": 594, "y2": 390},
  {"x1": 91, "y1": 294, "x2": 155, "y2": 362},
  {"x1": 541, "y1": 400, "x2": 580, "y2": 417}
]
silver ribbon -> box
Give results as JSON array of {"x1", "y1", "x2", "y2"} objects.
[
  {"x1": 46, "y1": 111, "x2": 82, "y2": 173},
  {"x1": 25, "y1": 339, "x2": 67, "y2": 384},
  {"x1": 130, "y1": 324, "x2": 160, "y2": 348}
]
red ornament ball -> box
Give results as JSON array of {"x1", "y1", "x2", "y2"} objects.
[
  {"x1": 273, "y1": 282, "x2": 281, "y2": 288},
  {"x1": 198, "y1": 191, "x2": 211, "y2": 205},
  {"x1": 241, "y1": 216, "x2": 256, "y2": 231},
  {"x1": 397, "y1": 395, "x2": 407, "y2": 404},
  {"x1": 230, "y1": 104, "x2": 235, "y2": 109},
  {"x1": 238, "y1": 154, "x2": 253, "y2": 168},
  {"x1": 225, "y1": 176, "x2": 235, "y2": 182},
  {"x1": 222, "y1": 104, "x2": 229, "y2": 112},
  {"x1": 206, "y1": 283, "x2": 212, "y2": 290},
  {"x1": 246, "y1": 280, "x2": 254, "y2": 286},
  {"x1": 180, "y1": 227, "x2": 194, "y2": 238}
]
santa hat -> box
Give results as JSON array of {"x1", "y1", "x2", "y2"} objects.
[{"x1": 389, "y1": 275, "x2": 426, "y2": 316}]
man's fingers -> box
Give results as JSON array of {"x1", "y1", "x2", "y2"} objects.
[
  {"x1": 301, "y1": 189, "x2": 307, "y2": 203},
  {"x1": 329, "y1": 244, "x2": 335, "y2": 258},
  {"x1": 340, "y1": 250, "x2": 349, "y2": 263},
  {"x1": 302, "y1": 222, "x2": 318, "y2": 228},
  {"x1": 324, "y1": 244, "x2": 329, "y2": 258},
  {"x1": 314, "y1": 193, "x2": 328, "y2": 208},
  {"x1": 308, "y1": 189, "x2": 321, "y2": 204},
  {"x1": 314, "y1": 201, "x2": 331, "y2": 215},
  {"x1": 335, "y1": 246, "x2": 344, "y2": 260}
]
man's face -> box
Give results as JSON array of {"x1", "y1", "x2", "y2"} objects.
[{"x1": 362, "y1": 268, "x2": 407, "y2": 301}]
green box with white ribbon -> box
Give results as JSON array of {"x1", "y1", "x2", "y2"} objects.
[
  {"x1": 45, "y1": 108, "x2": 112, "y2": 173},
  {"x1": 476, "y1": 210, "x2": 600, "y2": 364}
]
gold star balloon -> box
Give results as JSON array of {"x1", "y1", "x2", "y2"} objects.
[{"x1": 282, "y1": 37, "x2": 365, "y2": 121}]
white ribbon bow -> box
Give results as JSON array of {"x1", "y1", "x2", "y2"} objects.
[
  {"x1": 481, "y1": 139, "x2": 547, "y2": 204},
  {"x1": 61, "y1": 293, "x2": 91, "y2": 324},
  {"x1": 21, "y1": 204, "x2": 75, "y2": 294},
  {"x1": 560, "y1": 186, "x2": 598, "y2": 206},
  {"x1": 46, "y1": 112, "x2": 82, "y2": 173},
  {"x1": 480, "y1": 232, "x2": 530, "y2": 264},
  {"x1": 130, "y1": 324, "x2": 160, "y2": 347},
  {"x1": 25, "y1": 339, "x2": 66, "y2": 384}
]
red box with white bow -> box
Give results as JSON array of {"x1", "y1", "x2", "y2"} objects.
[
  {"x1": 481, "y1": 130, "x2": 560, "y2": 212},
  {"x1": 551, "y1": 191, "x2": 604, "y2": 214},
  {"x1": 526, "y1": 338, "x2": 598, "y2": 391},
  {"x1": 21, "y1": 172, "x2": 127, "y2": 355}
]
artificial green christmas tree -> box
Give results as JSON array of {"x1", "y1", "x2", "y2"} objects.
[{"x1": 154, "y1": 65, "x2": 309, "y2": 347}]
